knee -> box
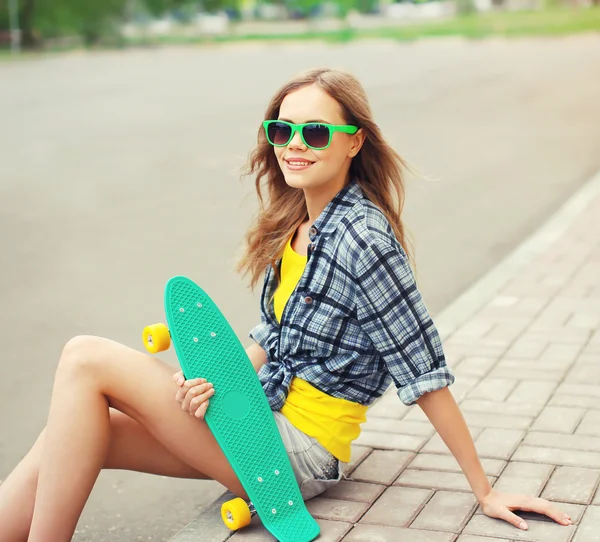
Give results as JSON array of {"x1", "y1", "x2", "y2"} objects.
[{"x1": 58, "y1": 335, "x2": 105, "y2": 377}]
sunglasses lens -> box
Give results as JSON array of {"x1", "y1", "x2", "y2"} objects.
[
  {"x1": 302, "y1": 124, "x2": 331, "y2": 149},
  {"x1": 267, "y1": 122, "x2": 292, "y2": 146}
]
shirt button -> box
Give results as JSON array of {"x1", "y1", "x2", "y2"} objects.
[
  {"x1": 304, "y1": 296, "x2": 313, "y2": 305},
  {"x1": 309, "y1": 227, "x2": 318, "y2": 237},
  {"x1": 308, "y1": 244, "x2": 315, "y2": 252}
]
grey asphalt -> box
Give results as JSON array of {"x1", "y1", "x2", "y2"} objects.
[{"x1": 1, "y1": 35, "x2": 599, "y2": 541}]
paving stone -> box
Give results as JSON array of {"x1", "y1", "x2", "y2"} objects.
[
  {"x1": 451, "y1": 376, "x2": 480, "y2": 402},
  {"x1": 403, "y1": 407, "x2": 430, "y2": 423},
  {"x1": 306, "y1": 497, "x2": 370, "y2": 523},
  {"x1": 486, "y1": 323, "x2": 528, "y2": 344},
  {"x1": 549, "y1": 394, "x2": 600, "y2": 410},
  {"x1": 524, "y1": 431, "x2": 600, "y2": 453},
  {"x1": 359, "y1": 486, "x2": 431, "y2": 527},
  {"x1": 454, "y1": 321, "x2": 496, "y2": 339},
  {"x1": 505, "y1": 339, "x2": 548, "y2": 359},
  {"x1": 512, "y1": 446, "x2": 600, "y2": 469},
  {"x1": 228, "y1": 518, "x2": 276, "y2": 541},
  {"x1": 409, "y1": 453, "x2": 506, "y2": 477},
  {"x1": 459, "y1": 399, "x2": 543, "y2": 418},
  {"x1": 456, "y1": 537, "x2": 511, "y2": 542},
  {"x1": 539, "y1": 343, "x2": 584, "y2": 364},
  {"x1": 395, "y1": 469, "x2": 495, "y2": 493},
  {"x1": 506, "y1": 381, "x2": 557, "y2": 405},
  {"x1": 568, "y1": 314, "x2": 600, "y2": 329},
  {"x1": 354, "y1": 430, "x2": 427, "y2": 452},
  {"x1": 362, "y1": 418, "x2": 434, "y2": 437},
  {"x1": 572, "y1": 505, "x2": 600, "y2": 542},
  {"x1": 493, "y1": 462, "x2": 553, "y2": 496},
  {"x1": 474, "y1": 429, "x2": 526, "y2": 460},
  {"x1": 422, "y1": 428, "x2": 484, "y2": 455},
  {"x1": 464, "y1": 513, "x2": 576, "y2": 541},
  {"x1": 575, "y1": 411, "x2": 600, "y2": 436},
  {"x1": 555, "y1": 383, "x2": 600, "y2": 398},
  {"x1": 321, "y1": 481, "x2": 386, "y2": 504},
  {"x1": 524, "y1": 327, "x2": 590, "y2": 345},
  {"x1": 566, "y1": 363, "x2": 600, "y2": 385},
  {"x1": 530, "y1": 406, "x2": 585, "y2": 434},
  {"x1": 367, "y1": 393, "x2": 409, "y2": 419},
  {"x1": 349, "y1": 450, "x2": 413, "y2": 485},
  {"x1": 488, "y1": 366, "x2": 566, "y2": 382},
  {"x1": 411, "y1": 490, "x2": 477, "y2": 532},
  {"x1": 593, "y1": 486, "x2": 600, "y2": 505},
  {"x1": 342, "y1": 524, "x2": 454, "y2": 541},
  {"x1": 468, "y1": 378, "x2": 518, "y2": 402},
  {"x1": 541, "y1": 466, "x2": 600, "y2": 504},
  {"x1": 452, "y1": 356, "x2": 497, "y2": 377},
  {"x1": 463, "y1": 411, "x2": 533, "y2": 430},
  {"x1": 347, "y1": 445, "x2": 371, "y2": 475}
]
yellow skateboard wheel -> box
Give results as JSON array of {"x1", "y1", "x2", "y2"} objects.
[
  {"x1": 221, "y1": 497, "x2": 252, "y2": 531},
  {"x1": 142, "y1": 323, "x2": 171, "y2": 353}
]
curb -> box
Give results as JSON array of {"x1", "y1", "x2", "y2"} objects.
[{"x1": 169, "y1": 168, "x2": 600, "y2": 542}]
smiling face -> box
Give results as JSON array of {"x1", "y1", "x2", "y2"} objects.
[{"x1": 274, "y1": 84, "x2": 364, "y2": 195}]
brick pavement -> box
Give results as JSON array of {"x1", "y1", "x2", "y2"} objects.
[{"x1": 171, "y1": 179, "x2": 600, "y2": 541}]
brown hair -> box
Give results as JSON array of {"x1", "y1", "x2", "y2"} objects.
[{"x1": 237, "y1": 68, "x2": 413, "y2": 289}]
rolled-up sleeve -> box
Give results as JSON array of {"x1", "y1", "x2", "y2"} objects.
[{"x1": 355, "y1": 240, "x2": 454, "y2": 405}]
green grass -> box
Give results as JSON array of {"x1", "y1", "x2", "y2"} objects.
[
  {"x1": 2, "y1": 6, "x2": 599, "y2": 59},
  {"x1": 214, "y1": 6, "x2": 600, "y2": 43}
]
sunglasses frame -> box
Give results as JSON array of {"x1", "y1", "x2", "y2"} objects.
[{"x1": 263, "y1": 120, "x2": 359, "y2": 150}]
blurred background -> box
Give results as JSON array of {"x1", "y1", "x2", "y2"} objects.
[{"x1": 1, "y1": 1, "x2": 599, "y2": 541}]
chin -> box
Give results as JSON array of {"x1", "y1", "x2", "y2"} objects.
[{"x1": 282, "y1": 173, "x2": 317, "y2": 190}]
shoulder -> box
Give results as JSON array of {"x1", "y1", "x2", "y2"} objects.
[{"x1": 336, "y1": 196, "x2": 407, "y2": 274}]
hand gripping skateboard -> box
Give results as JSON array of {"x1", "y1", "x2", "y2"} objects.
[{"x1": 142, "y1": 276, "x2": 320, "y2": 541}]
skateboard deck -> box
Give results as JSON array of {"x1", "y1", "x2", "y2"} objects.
[{"x1": 163, "y1": 276, "x2": 320, "y2": 542}]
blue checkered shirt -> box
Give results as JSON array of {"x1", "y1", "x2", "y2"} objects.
[{"x1": 250, "y1": 180, "x2": 454, "y2": 411}]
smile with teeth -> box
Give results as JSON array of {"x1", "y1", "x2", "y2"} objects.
[
  {"x1": 287, "y1": 159, "x2": 312, "y2": 165},
  {"x1": 285, "y1": 158, "x2": 314, "y2": 170}
]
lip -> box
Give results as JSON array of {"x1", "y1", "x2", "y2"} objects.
[{"x1": 284, "y1": 158, "x2": 314, "y2": 171}]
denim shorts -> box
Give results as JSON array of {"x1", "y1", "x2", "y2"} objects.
[{"x1": 273, "y1": 410, "x2": 347, "y2": 501}]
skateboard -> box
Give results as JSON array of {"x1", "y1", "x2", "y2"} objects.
[{"x1": 142, "y1": 276, "x2": 320, "y2": 542}]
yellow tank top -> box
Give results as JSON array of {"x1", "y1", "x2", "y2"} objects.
[{"x1": 273, "y1": 236, "x2": 368, "y2": 462}]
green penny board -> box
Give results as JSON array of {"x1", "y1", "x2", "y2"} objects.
[{"x1": 164, "y1": 276, "x2": 320, "y2": 542}]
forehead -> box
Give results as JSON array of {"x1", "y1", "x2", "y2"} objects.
[{"x1": 279, "y1": 84, "x2": 345, "y2": 124}]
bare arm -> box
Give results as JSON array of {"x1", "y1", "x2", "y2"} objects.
[
  {"x1": 417, "y1": 387, "x2": 572, "y2": 530},
  {"x1": 246, "y1": 341, "x2": 268, "y2": 374}
]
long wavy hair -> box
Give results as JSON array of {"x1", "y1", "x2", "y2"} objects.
[{"x1": 237, "y1": 68, "x2": 414, "y2": 290}]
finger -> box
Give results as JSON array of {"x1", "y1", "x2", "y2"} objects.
[
  {"x1": 516, "y1": 496, "x2": 572, "y2": 526},
  {"x1": 183, "y1": 378, "x2": 207, "y2": 390},
  {"x1": 497, "y1": 508, "x2": 528, "y2": 530},
  {"x1": 181, "y1": 383, "x2": 213, "y2": 412},
  {"x1": 173, "y1": 371, "x2": 185, "y2": 386},
  {"x1": 187, "y1": 387, "x2": 215, "y2": 414},
  {"x1": 195, "y1": 399, "x2": 210, "y2": 419},
  {"x1": 176, "y1": 378, "x2": 207, "y2": 405}
]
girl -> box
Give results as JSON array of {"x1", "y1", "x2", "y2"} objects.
[{"x1": 0, "y1": 68, "x2": 570, "y2": 541}]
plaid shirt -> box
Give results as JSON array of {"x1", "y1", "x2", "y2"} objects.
[{"x1": 250, "y1": 180, "x2": 454, "y2": 411}]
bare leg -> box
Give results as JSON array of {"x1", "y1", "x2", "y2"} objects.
[
  {"x1": 0, "y1": 409, "x2": 211, "y2": 542},
  {"x1": 20, "y1": 335, "x2": 245, "y2": 542}
]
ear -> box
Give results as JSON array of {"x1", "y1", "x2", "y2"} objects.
[{"x1": 348, "y1": 128, "x2": 365, "y2": 158}]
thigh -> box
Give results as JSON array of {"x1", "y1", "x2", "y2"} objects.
[
  {"x1": 104, "y1": 409, "x2": 208, "y2": 479},
  {"x1": 62, "y1": 335, "x2": 247, "y2": 499}
]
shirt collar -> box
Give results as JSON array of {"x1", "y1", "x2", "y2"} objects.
[{"x1": 310, "y1": 180, "x2": 363, "y2": 241}]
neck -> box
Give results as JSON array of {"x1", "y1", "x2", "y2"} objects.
[{"x1": 304, "y1": 176, "x2": 349, "y2": 225}]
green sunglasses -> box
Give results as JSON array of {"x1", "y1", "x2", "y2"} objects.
[{"x1": 263, "y1": 120, "x2": 359, "y2": 150}]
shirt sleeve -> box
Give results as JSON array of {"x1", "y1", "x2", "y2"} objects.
[{"x1": 355, "y1": 240, "x2": 454, "y2": 405}]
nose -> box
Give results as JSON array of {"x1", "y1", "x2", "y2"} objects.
[{"x1": 287, "y1": 128, "x2": 306, "y2": 150}]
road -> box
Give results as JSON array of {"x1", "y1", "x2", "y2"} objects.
[{"x1": 1, "y1": 35, "x2": 599, "y2": 541}]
